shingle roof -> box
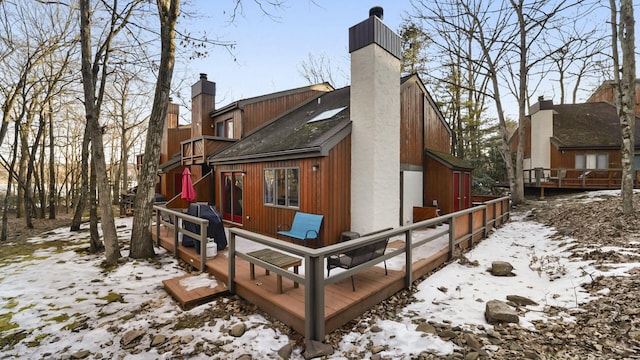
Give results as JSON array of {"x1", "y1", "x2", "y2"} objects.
[
  {"x1": 208, "y1": 87, "x2": 352, "y2": 165},
  {"x1": 426, "y1": 149, "x2": 474, "y2": 170},
  {"x1": 551, "y1": 102, "x2": 640, "y2": 149}
]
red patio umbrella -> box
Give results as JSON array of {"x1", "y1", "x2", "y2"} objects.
[{"x1": 181, "y1": 167, "x2": 196, "y2": 202}]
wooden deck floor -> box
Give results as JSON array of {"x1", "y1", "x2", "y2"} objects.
[{"x1": 155, "y1": 230, "x2": 450, "y2": 336}]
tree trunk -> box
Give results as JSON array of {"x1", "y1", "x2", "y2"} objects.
[
  {"x1": 89, "y1": 157, "x2": 104, "y2": 253},
  {"x1": 619, "y1": 0, "x2": 636, "y2": 215},
  {"x1": 130, "y1": 0, "x2": 180, "y2": 259},
  {"x1": 1, "y1": 121, "x2": 20, "y2": 241},
  {"x1": 79, "y1": 0, "x2": 121, "y2": 265},
  {"x1": 48, "y1": 100, "x2": 56, "y2": 219},
  {"x1": 71, "y1": 123, "x2": 90, "y2": 231}
]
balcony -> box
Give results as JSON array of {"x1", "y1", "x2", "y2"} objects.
[
  {"x1": 524, "y1": 167, "x2": 640, "y2": 190},
  {"x1": 181, "y1": 136, "x2": 236, "y2": 166}
]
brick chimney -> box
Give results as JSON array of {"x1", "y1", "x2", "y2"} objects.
[
  {"x1": 349, "y1": 7, "x2": 402, "y2": 234},
  {"x1": 191, "y1": 73, "x2": 216, "y2": 138}
]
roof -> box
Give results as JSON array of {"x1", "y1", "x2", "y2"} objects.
[
  {"x1": 208, "y1": 87, "x2": 352, "y2": 165},
  {"x1": 426, "y1": 149, "x2": 474, "y2": 170},
  {"x1": 159, "y1": 152, "x2": 182, "y2": 173},
  {"x1": 210, "y1": 83, "x2": 334, "y2": 117},
  {"x1": 550, "y1": 102, "x2": 640, "y2": 149}
]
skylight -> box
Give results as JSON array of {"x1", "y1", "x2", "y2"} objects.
[{"x1": 307, "y1": 106, "x2": 348, "y2": 123}]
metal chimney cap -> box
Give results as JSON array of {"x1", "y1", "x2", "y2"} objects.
[
  {"x1": 369, "y1": 6, "x2": 383, "y2": 20},
  {"x1": 199, "y1": 73, "x2": 207, "y2": 80}
]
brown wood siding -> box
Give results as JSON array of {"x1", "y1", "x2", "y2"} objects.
[
  {"x1": 213, "y1": 137, "x2": 352, "y2": 247},
  {"x1": 211, "y1": 110, "x2": 243, "y2": 139},
  {"x1": 192, "y1": 94, "x2": 215, "y2": 137},
  {"x1": 242, "y1": 90, "x2": 321, "y2": 135},
  {"x1": 400, "y1": 81, "x2": 424, "y2": 166},
  {"x1": 424, "y1": 98, "x2": 450, "y2": 153},
  {"x1": 424, "y1": 157, "x2": 453, "y2": 214},
  {"x1": 550, "y1": 147, "x2": 621, "y2": 179},
  {"x1": 161, "y1": 127, "x2": 190, "y2": 163}
]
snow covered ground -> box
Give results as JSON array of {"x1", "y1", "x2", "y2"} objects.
[{"x1": 0, "y1": 191, "x2": 633, "y2": 359}]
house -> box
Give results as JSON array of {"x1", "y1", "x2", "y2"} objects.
[
  {"x1": 156, "y1": 77, "x2": 333, "y2": 205},
  {"x1": 511, "y1": 91, "x2": 640, "y2": 192},
  {"x1": 159, "y1": 8, "x2": 472, "y2": 246}
]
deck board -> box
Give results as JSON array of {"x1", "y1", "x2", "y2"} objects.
[
  {"x1": 156, "y1": 228, "x2": 449, "y2": 336},
  {"x1": 162, "y1": 274, "x2": 228, "y2": 309}
]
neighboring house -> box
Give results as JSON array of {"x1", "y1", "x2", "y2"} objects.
[
  {"x1": 156, "y1": 76, "x2": 333, "y2": 205},
  {"x1": 159, "y1": 9, "x2": 472, "y2": 246},
  {"x1": 510, "y1": 92, "x2": 640, "y2": 191}
]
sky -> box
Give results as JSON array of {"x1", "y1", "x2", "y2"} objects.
[
  {"x1": 173, "y1": 1, "x2": 410, "y2": 118},
  {"x1": 1, "y1": 190, "x2": 637, "y2": 359}
]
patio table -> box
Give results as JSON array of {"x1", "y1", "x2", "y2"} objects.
[{"x1": 247, "y1": 248, "x2": 302, "y2": 294}]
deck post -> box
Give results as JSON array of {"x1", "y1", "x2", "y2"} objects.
[
  {"x1": 448, "y1": 217, "x2": 455, "y2": 260},
  {"x1": 228, "y1": 232, "x2": 236, "y2": 294},
  {"x1": 404, "y1": 229, "x2": 413, "y2": 288},
  {"x1": 304, "y1": 254, "x2": 325, "y2": 341},
  {"x1": 482, "y1": 205, "x2": 488, "y2": 238},
  {"x1": 173, "y1": 215, "x2": 179, "y2": 259},
  {"x1": 200, "y1": 225, "x2": 207, "y2": 272}
]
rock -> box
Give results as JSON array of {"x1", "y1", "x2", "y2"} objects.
[
  {"x1": 490, "y1": 261, "x2": 514, "y2": 276},
  {"x1": 465, "y1": 352, "x2": 479, "y2": 360},
  {"x1": 371, "y1": 345, "x2": 385, "y2": 354},
  {"x1": 71, "y1": 350, "x2": 90, "y2": 359},
  {"x1": 485, "y1": 300, "x2": 519, "y2": 324},
  {"x1": 523, "y1": 349, "x2": 538, "y2": 359},
  {"x1": 438, "y1": 329, "x2": 458, "y2": 340},
  {"x1": 230, "y1": 323, "x2": 246, "y2": 337},
  {"x1": 416, "y1": 322, "x2": 437, "y2": 334},
  {"x1": 506, "y1": 295, "x2": 538, "y2": 306},
  {"x1": 464, "y1": 333, "x2": 482, "y2": 350},
  {"x1": 150, "y1": 335, "x2": 167, "y2": 347},
  {"x1": 370, "y1": 325, "x2": 383, "y2": 333},
  {"x1": 121, "y1": 329, "x2": 145, "y2": 346},
  {"x1": 236, "y1": 355, "x2": 252, "y2": 360},
  {"x1": 303, "y1": 340, "x2": 333, "y2": 359},
  {"x1": 277, "y1": 343, "x2": 293, "y2": 359},
  {"x1": 180, "y1": 334, "x2": 194, "y2": 344}
]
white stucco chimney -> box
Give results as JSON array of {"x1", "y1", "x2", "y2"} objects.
[
  {"x1": 349, "y1": 7, "x2": 401, "y2": 234},
  {"x1": 529, "y1": 96, "x2": 555, "y2": 170}
]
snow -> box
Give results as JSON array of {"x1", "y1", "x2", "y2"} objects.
[{"x1": 0, "y1": 191, "x2": 636, "y2": 359}]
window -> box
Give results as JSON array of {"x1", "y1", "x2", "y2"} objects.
[
  {"x1": 263, "y1": 167, "x2": 299, "y2": 208},
  {"x1": 575, "y1": 153, "x2": 608, "y2": 169},
  {"x1": 216, "y1": 118, "x2": 233, "y2": 138}
]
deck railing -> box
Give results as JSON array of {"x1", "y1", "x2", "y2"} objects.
[
  {"x1": 153, "y1": 207, "x2": 210, "y2": 271},
  {"x1": 524, "y1": 167, "x2": 640, "y2": 189},
  {"x1": 225, "y1": 196, "x2": 510, "y2": 341}
]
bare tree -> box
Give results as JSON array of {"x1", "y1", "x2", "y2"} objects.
[
  {"x1": 78, "y1": 0, "x2": 145, "y2": 264},
  {"x1": 609, "y1": 0, "x2": 636, "y2": 214},
  {"x1": 129, "y1": 0, "x2": 180, "y2": 259},
  {"x1": 297, "y1": 52, "x2": 346, "y2": 88}
]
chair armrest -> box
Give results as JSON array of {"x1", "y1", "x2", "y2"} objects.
[{"x1": 305, "y1": 230, "x2": 318, "y2": 239}]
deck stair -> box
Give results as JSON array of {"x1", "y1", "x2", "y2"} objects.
[{"x1": 162, "y1": 274, "x2": 228, "y2": 309}]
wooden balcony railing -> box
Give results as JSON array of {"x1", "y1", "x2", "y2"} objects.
[
  {"x1": 181, "y1": 136, "x2": 236, "y2": 166},
  {"x1": 524, "y1": 167, "x2": 640, "y2": 189}
]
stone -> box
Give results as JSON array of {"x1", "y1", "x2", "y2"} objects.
[
  {"x1": 180, "y1": 334, "x2": 194, "y2": 344},
  {"x1": 230, "y1": 323, "x2": 246, "y2": 337},
  {"x1": 465, "y1": 352, "x2": 479, "y2": 360},
  {"x1": 438, "y1": 329, "x2": 458, "y2": 340},
  {"x1": 506, "y1": 295, "x2": 538, "y2": 306},
  {"x1": 71, "y1": 350, "x2": 90, "y2": 359},
  {"x1": 150, "y1": 335, "x2": 167, "y2": 347},
  {"x1": 485, "y1": 300, "x2": 519, "y2": 324},
  {"x1": 464, "y1": 333, "x2": 482, "y2": 350},
  {"x1": 120, "y1": 329, "x2": 146, "y2": 346},
  {"x1": 416, "y1": 322, "x2": 437, "y2": 334},
  {"x1": 277, "y1": 343, "x2": 293, "y2": 359},
  {"x1": 303, "y1": 340, "x2": 333, "y2": 359},
  {"x1": 370, "y1": 325, "x2": 383, "y2": 333},
  {"x1": 490, "y1": 261, "x2": 514, "y2": 276}
]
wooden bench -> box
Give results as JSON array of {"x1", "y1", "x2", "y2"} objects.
[
  {"x1": 326, "y1": 228, "x2": 391, "y2": 291},
  {"x1": 247, "y1": 248, "x2": 302, "y2": 294},
  {"x1": 277, "y1": 212, "x2": 323, "y2": 244}
]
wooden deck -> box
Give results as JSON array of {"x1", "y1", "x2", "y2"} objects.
[{"x1": 155, "y1": 230, "x2": 450, "y2": 336}]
